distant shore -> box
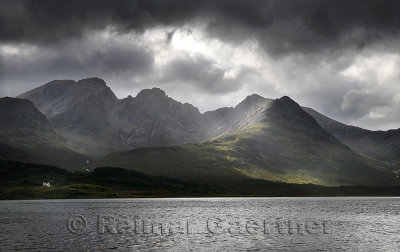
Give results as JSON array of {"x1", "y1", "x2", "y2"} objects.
[{"x1": 2, "y1": 159, "x2": 400, "y2": 200}]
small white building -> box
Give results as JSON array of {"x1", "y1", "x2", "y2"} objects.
[{"x1": 42, "y1": 181, "x2": 51, "y2": 187}]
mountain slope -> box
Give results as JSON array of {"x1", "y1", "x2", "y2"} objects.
[
  {"x1": 203, "y1": 94, "x2": 274, "y2": 137},
  {"x1": 18, "y1": 78, "x2": 123, "y2": 155},
  {"x1": 304, "y1": 107, "x2": 400, "y2": 165},
  {"x1": 116, "y1": 88, "x2": 206, "y2": 149},
  {"x1": 15, "y1": 78, "x2": 398, "y2": 185},
  {"x1": 18, "y1": 78, "x2": 208, "y2": 155},
  {"x1": 0, "y1": 97, "x2": 86, "y2": 168},
  {"x1": 18, "y1": 78, "x2": 283, "y2": 156},
  {"x1": 97, "y1": 96, "x2": 395, "y2": 186}
]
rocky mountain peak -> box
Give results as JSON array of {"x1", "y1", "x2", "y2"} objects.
[
  {"x1": 246, "y1": 93, "x2": 265, "y2": 100},
  {"x1": 269, "y1": 96, "x2": 305, "y2": 114},
  {"x1": 18, "y1": 77, "x2": 113, "y2": 105},
  {"x1": 236, "y1": 94, "x2": 266, "y2": 110},
  {"x1": 18, "y1": 80, "x2": 75, "y2": 103},
  {"x1": 267, "y1": 96, "x2": 333, "y2": 139},
  {"x1": 77, "y1": 77, "x2": 107, "y2": 87},
  {"x1": 43, "y1": 79, "x2": 76, "y2": 87},
  {"x1": 136, "y1": 87, "x2": 167, "y2": 99},
  {"x1": 75, "y1": 78, "x2": 118, "y2": 104}
]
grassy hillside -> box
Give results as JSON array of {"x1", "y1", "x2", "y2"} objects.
[
  {"x1": 97, "y1": 121, "x2": 396, "y2": 186},
  {"x1": 207, "y1": 122, "x2": 394, "y2": 186},
  {"x1": 95, "y1": 97, "x2": 396, "y2": 187}
]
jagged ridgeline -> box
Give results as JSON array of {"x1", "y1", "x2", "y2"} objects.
[{"x1": 0, "y1": 77, "x2": 396, "y2": 187}]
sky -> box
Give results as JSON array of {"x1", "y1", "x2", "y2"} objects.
[{"x1": 1, "y1": 0, "x2": 400, "y2": 130}]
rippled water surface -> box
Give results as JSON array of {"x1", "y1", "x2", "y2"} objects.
[{"x1": 1, "y1": 197, "x2": 400, "y2": 251}]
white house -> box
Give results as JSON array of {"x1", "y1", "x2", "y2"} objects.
[{"x1": 42, "y1": 181, "x2": 51, "y2": 187}]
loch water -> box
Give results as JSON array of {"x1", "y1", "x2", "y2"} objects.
[{"x1": 1, "y1": 197, "x2": 400, "y2": 251}]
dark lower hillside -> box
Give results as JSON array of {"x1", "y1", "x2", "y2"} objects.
[
  {"x1": 0, "y1": 159, "x2": 214, "y2": 199},
  {"x1": 2, "y1": 159, "x2": 400, "y2": 199},
  {"x1": 0, "y1": 97, "x2": 88, "y2": 169},
  {"x1": 97, "y1": 122, "x2": 396, "y2": 187},
  {"x1": 0, "y1": 142, "x2": 88, "y2": 170}
]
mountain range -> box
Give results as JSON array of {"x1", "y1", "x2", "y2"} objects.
[{"x1": 1, "y1": 77, "x2": 399, "y2": 186}]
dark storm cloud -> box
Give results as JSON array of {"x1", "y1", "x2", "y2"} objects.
[
  {"x1": 166, "y1": 30, "x2": 176, "y2": 44},
  {"x1": 0, "y1": 0, "x2": 205, "y2": 44},
  {"x1": 161, "y1": 54, "x2": 254, "y2": 94},
  {"x1": 206, "y1": 0, "x2": 400, "y2": 55},
  {"x1": 1, "y1": 0, "x2": 400, "y2": 130},
  {"x1": 341, "y1": 90, "x2": 392, "y2": 119},
  {"x1": 0, "y1": 34, "x2": 155, "y2": 96},
  {"x1": 2, "y1": 41, "x2": 154, "y2": 78},
  {"x1": 2, "y1": 0, "x2": 400, "y2": 54},
  {"x1": 86, "y1": 43, "x2": 154, "y2": 75}
]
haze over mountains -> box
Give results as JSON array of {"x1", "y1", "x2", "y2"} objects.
[
  {"x1": 304, "y1": 108, "x2": 400, "y2": 167},
  {"x1": 17, "y1": 77, "x2": 281, "y2": 156},
  {"x1": 0, "y1": 97, "x2": 86, "y2": 168},
  {"x1": 18, "y1": 78, "x2": 210, "y2": 155},
  {"x1": 1, "y1": 77, "x2": 399, "y2": 186}
]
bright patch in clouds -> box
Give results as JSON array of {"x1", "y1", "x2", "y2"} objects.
[
  {"x1": 341, "y1": 53, "x2": 400, "y2": 84},
  {"x1": 2, "y1": 0, "x2": 400, "y2": 130},
  {"x1": 2, "y1": 11, "x2": 400, "y2": 130}
]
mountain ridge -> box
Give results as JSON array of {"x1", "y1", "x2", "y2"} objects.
[
  {"x1": 304, "y1": 107, "x2": 400, "y2": 166},
  {"x1": 98, "y1": 95, "x2": 394, "y2": 186},
  {"x1": 7, "y1": 77, "x2": 398, "y2": 186},
  {"x1": 18, "y1": 78, "x2": 280, "y2": 155}
]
